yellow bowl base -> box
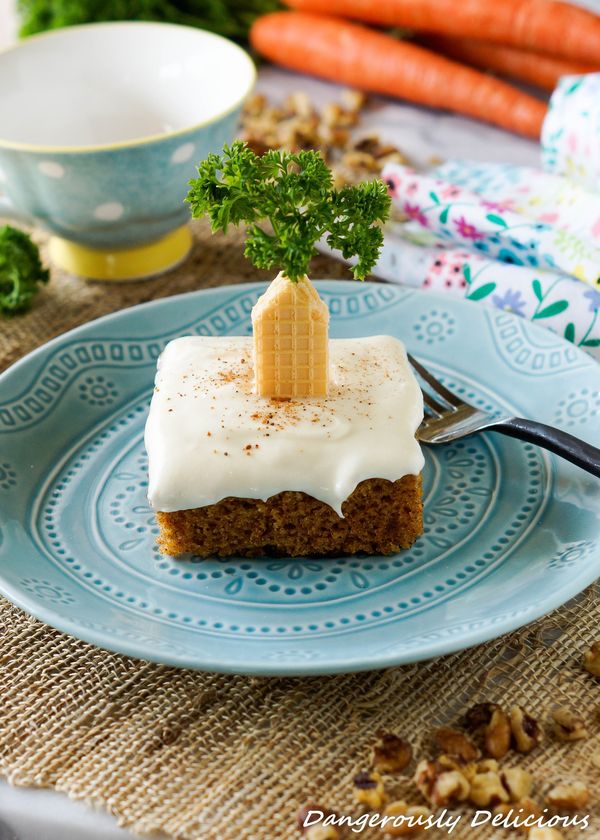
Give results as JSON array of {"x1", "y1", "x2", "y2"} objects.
[{"x1": 48, "y1": 225, "x2": 192, "y2": 281}]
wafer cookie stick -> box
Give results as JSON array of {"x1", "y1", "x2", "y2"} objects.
[{"x1": 252, "y1": 272, "x2": 329, "y2": 398}]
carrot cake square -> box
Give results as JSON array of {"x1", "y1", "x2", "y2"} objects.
[
  {"x1": 146, "y1": 142, "x2": 424, "y2": 557},
  {"x1": 145, "y1": 326, "x2": 424, "y2": 557}
]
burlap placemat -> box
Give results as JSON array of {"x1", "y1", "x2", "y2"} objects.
[{"x1": 1, "y1": 222, "x2": 598, "y2": 840}]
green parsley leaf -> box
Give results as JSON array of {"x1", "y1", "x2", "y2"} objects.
[
  {"x1": 0, "y1": 225, "x2": 49, "y2": 316},
  {"x1": 186, "y1": 141, "x2": 390, "y2": 282}
]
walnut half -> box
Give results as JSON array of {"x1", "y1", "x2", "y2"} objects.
[
  {"x1": 500, "y1": 767, "x2": 533, "y2": 802},
  {"x1": 469, "y1": 770, "x2": 510, "y2": 808},
  {"x1": 546, "y1": 781, "x2": 590, "y2": 810},
  {"x1": 494, "y1": 796, "x2": 542, "y2": 825},
  {"x1": 382, "y1": 801, "x2": 431, "y2": 837},
  {"x1": 304, "y1": 827, "x2": 340, "y2": 840},
  {"x1": 414, "y1": 759, "x2": 470, "y2": 807},
  {"x1": 486, "y1": 706, "x2": 512, "y2": 758},
  {"x1": 528, "y1": 828, "x2": 565, "y2": 840},
  {"x1": 372, "y1": 732, "x2": 413, "y2": 773},
  {"x1": 353, "y1": 770, "x2": 386, "y2": 810},
  {"x1": 464, "y1": 702, "x2": 511, "y2": 758},
  {"x1": 551, "y1": 706, "x2": 588, "y2": 741},
  {"x1": 307, "y1": 827, "x2": 340, "y2": 840},
  {"x1": 583, "y1": 640, "x2": 600, "y2": 676},
  {"x1": 510, "y1": 705, "x2": 542, "y2": 753},
  {"x1": 434, "y1": 726, "x2": 479, "y2": 762}
]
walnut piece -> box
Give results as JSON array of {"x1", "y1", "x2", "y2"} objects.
[
  {"x1": 283, "y1": 91, "x2": 314, "y2": 119},
  {"x1": 477, "y1": 758, "x2": 500, "y2": 773},
  {"x1": 486, "y1": 706, "x2": 512, "y2": 758},
  {"x1": 414, "y1": 759, "x2": 470, "y2": 807},
  {"x1": 353, "y1": 770, "x2": 386, "y2": 810},
  {"x1": 469, "y1": 770, "x2": 510, "y2": 808},
  {"x1": 551, "y1": 707, "x2": 588, "y2": 741},
  {"x1": 372, "y1": 732, "x2": 413, "y2": 774},
  {"x1": 339, "y1": 150, "x2": 381, "y2": 173},
  {"x1": 464, "y1": 702, "x2": 498, "y2": 730},
  {"x1": 243, "y1": 93, "x2": 268, "y2": 117},
  {"x1": 304, "y1": 826, "x2": 340, "y2": 840},
  {"x1": 494, "y1": 796, "x2": 542, "y2": 827},
  {"x1": 318, "y1": 124, "x2": 349, "y2": 150},
  {"x1": 341, "y1": 88, "x2": 367, "y2": 112},
  {"x1": 382, "y1": 801, "x2": 431, "y2": 836},
  {"x1": 436, "y1": 753, "x2": 472, "y2": 776},
  {"x1": 432, "y1": 770, "x2": 471, "y2": 807},
  {"x1": 321, "y1": 102, "x2": 359, "y2": 128},
  {"x1": 510, "y1": 705, "x2": 542, "y2": 753},
  {"x1": 528, "y1": 829, "x2": 564, "y2": 840},
  {"x1": 239, "y1": 89, "x2": 410, "y2": 189},
  {"x1": 464, "y1": 702, "x2": 511, "y2": 758},
  {"x1": 583, "y1": 640, "x2": 600, "y2": 676},
  {"x1": 546, "y1": 781, "x2": 590, "y2": 810},
  {"x1": 434, "y1": 726, "x2": 479, "y2": 762},
  {"x1": 501, "y1": 767, "x2": 533, "y2": 802}
]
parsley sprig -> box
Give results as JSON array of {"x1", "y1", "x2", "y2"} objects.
[{"x1": 186, "y1": 141, "x2": 390, "y2": 282}]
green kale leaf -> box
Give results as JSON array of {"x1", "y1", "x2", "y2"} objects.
[{"x1": 0, "y1": 225, "x2": 49, "y2": 316}]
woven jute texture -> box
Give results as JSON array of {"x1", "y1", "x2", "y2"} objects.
[{"x1": 0, "y1": 222, "x2": 598, "y2": 840}]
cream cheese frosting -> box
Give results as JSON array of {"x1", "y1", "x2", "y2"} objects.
[{"x1": 145, "y1": 335, "x2": 424, "y2": 515}]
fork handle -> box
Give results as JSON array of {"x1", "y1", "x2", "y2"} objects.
[{"x1": 494, "y1": 417, "x2": 600, "y2": 478}]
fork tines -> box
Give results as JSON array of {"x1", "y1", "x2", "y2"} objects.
[{"x1": 407, "y1": 352, "x2": 462, "y2": 418}]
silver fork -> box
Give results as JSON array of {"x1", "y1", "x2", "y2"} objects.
[{"x1": 408, "y1": 353, "x2": 600, "y2": 479}]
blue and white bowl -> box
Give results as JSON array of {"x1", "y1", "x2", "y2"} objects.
[{"x1": 0, "y1": 22, "x2": 255, "y2": 280}]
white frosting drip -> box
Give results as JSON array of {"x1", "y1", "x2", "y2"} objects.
[{"x1": 145, "y1": 335, "x2": 424, "y2": 515}]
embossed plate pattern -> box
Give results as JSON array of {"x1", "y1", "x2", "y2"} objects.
[{"x1": 1, "y1": 282, "x2": 599, "y2": 675}]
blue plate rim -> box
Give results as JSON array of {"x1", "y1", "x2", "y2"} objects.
[{"x1": 0, "y1": 280, "x2": 598, "y2": 675}]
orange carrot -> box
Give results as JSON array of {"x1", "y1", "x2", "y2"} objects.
[
  {"x1": 284, "y1": 0, "x2": 600, "y2": 65},
  {"x1": 425, "y1": 36, "x2": 598, "y2": 91},
  {"x1": 250, "y1": 12, "x2": 547, "y2": 139}
]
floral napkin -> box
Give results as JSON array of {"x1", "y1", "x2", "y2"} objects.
[
  {"x1": 369, "y1": 228, "x2": 600, "y2": 360},
  {"x1": 384, "y1": 164, "x2": 600, "y2": 287},
  {"x1": 371, "y1": 161, "x2": 600, "y2": 362},
  {"x1": 542, "y1": 74, "x2": 600, "y2": 191},
  {"x1": 434, "y1": 160, "x2": 600, "y2": 253}
]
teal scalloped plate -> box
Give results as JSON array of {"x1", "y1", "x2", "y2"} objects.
[{"x1": 1, "y1": 282, "x2": 599, "y2": 675}]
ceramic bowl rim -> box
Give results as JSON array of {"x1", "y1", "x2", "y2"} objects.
[{"x1": 0, "y1": 20, "x2": 256, "y2": 155}]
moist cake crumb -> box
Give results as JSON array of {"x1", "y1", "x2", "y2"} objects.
[{"x1": 157, "y1": 475, "x2": 423, "y2": 557}]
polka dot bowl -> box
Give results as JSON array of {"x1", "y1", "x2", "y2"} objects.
[
  {"x1": 0, "y1": 22, "x2": 255, "y2": 280},
  {"x1": 0, "y1": 283, "x2": 599, "y2": 675}
]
